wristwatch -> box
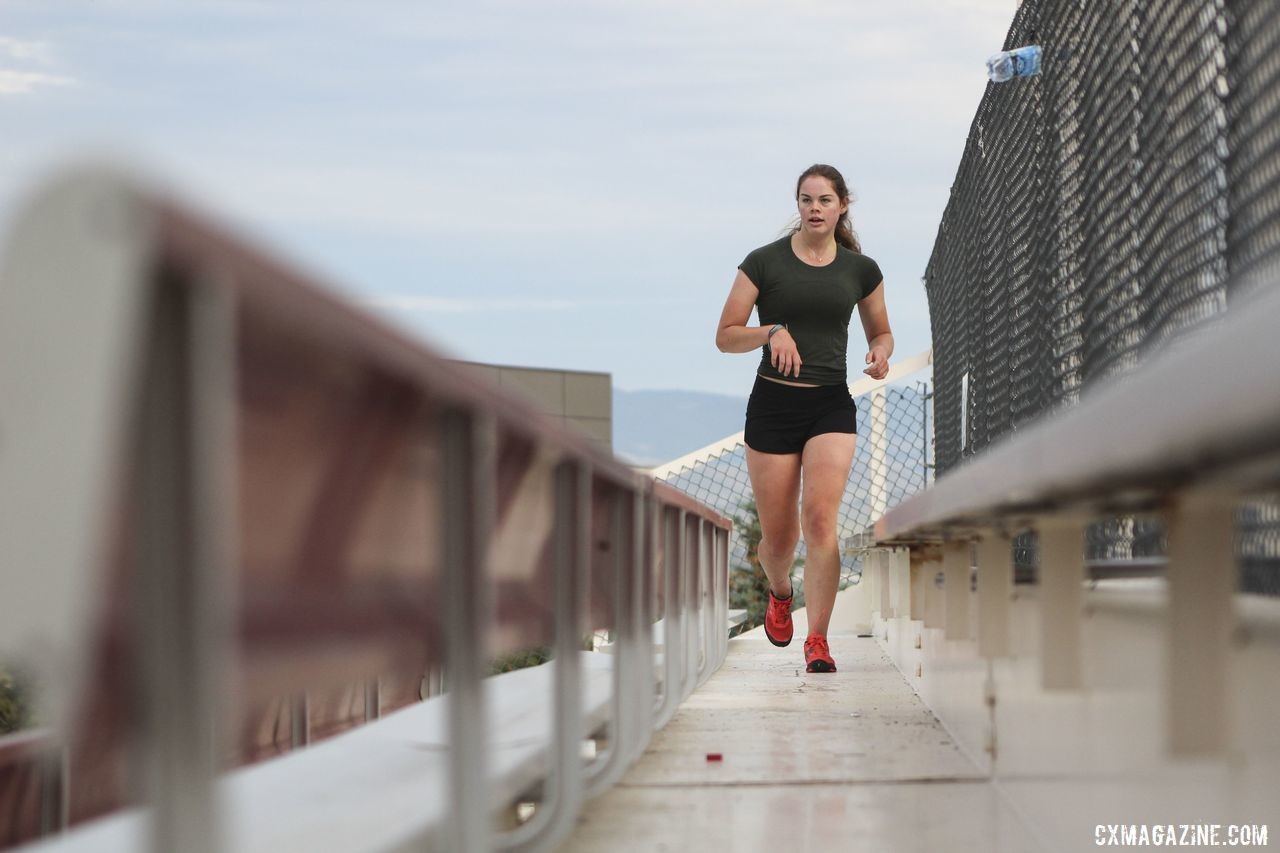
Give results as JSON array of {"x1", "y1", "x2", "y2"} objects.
[{"x1": 767, "y1": 323, "x2": 786, "y2": 343}]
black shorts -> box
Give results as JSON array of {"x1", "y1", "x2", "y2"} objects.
[{"x1": 743, "y1": 375, "x2": 857, "y2": 455}]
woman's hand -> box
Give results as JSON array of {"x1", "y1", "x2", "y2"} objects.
[
  {"x1": 770, "y1": 328, "x2": 803, "y2": 378},
  {"x1": 863, "y1": 346, "x2": 889, "y2": 380}
]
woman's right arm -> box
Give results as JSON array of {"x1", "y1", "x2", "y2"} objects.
[
  {"x1": 715, "y1": 270, "x2": 769, "y2": 352},
  {"x1": 715, "y1": 270, "x2": 803, "y2": 377}
]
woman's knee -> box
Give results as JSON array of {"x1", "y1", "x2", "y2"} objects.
[
  {"x1": 801, "y1": 508, "x2": 837, "y2": 545},
  {"x1": 759, "y1": 527, "x2": 799, "y2": 560}
]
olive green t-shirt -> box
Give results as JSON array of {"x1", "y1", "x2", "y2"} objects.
[{"x1": 738, "y1": 236, "x2": 884, "y2": 386}]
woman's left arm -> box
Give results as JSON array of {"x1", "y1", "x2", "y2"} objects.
[{"x1": 857, "y1": 281, "x2": 893, "y2": 380}]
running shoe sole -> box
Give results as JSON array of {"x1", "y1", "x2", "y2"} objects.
[{"x1": 806, "y1": 659, "x2": 836, "y2": 673}]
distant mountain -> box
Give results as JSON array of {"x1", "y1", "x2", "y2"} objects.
[{"x1": 613, "y1": 389, "x2": 748, "y2": 468}]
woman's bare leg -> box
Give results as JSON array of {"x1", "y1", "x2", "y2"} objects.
[
  {"x1": 744, "y1": 446, "x2": 802, "y2": 598},
  {"x1": 799, "y1": 432, "x2": 858, "y2": 636}
]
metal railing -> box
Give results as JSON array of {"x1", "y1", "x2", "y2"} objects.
[
  {"x1": 874, "y1": 271, "x2": 1280, "y2": 757},
  {"x1": 925, "y1": 0, "x2": 1280, "y2": 593},
  {"x1": 0, "y1": 165, "x2": 731, "y2": 851}
]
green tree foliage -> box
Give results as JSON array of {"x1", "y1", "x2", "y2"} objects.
[
  {"x1": 730, "y1": 499, "x2": 804, "y2": 632},
  {"x1": 487, "y1": 631, "x2": 596, "y2": 675},
  {"x1": 0, "y1": 665, "x2": 34, "y2": 735},
  {"x1": 489, "y1": 646, "x2": 552, "y2": 675}
]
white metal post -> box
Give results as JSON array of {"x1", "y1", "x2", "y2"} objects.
[
  {"x1": 1164, "y1": 493, "x2": 1235, "y2": 756},
  {"x1": 696, "y1": 519, "x2": 713, "y2": 683},
  {"x1": 878, "y1": 551, "x2": 893, "y2": 619},
  {"x1": 290, "y1": 695, "x2": 309, "y2": 749},
  {"x1": 655, "y1": 507, "x2": 684, "y2": 730},
  {"x1": 922, "y1": 552, "x2": 945, "y2": 630},
  {"x1": 891, "y1": 549, "x2": 911, "y2": 622},
  {"x1": 868, "y1": 388, "x2": 889, "y2": 522},
  {"x1": 1037, "y1": 518, "x2": 1086, "y2": 690},
  {"x1": 943, "y1": 540, "x2": 971, "y2": 641},
  {"x1": 976, "y1": 532, "x2": 1012, "y2": 659},
  {"x1": 908, "y1": 548, "x2": 926, "y2": 622},
  {"x1": 683, "y1": 513, "x2": 700, "y2": 697},
  {"x1": 135, "y1": 271, "x2": 235, "y2": 853},
  {"x1": 633, "y1": 492, "x2": 656, "y2": 762},
  {"x1": 0, "y1": 170, "x2": 154, "y2": 740},
  {"x1": 443, "y1": 410, "x2": 494, "y2": 853},
  {"x1": 861, "y1": 552, "x2": 880, "y2": 622}
]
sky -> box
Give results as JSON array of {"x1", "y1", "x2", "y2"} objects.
[{"x1": 0, "y1": 0, "x2": 1015, "y2": 397}]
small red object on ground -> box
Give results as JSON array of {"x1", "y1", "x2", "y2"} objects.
[{"x1": 705, "y1": 752, "x2": 723, "y2": 762}]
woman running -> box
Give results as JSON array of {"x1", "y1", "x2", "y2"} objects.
[{"x1": 714, "y1": 163, "x2": 892, "y2": 673}]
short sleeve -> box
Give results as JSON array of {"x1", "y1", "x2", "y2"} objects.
[
  {"x1": 738, "y1": 247, "x2": 767, "y2": 290},
  {"x1": 860, "y1": 256, "x2": 884, "y2": 300}
]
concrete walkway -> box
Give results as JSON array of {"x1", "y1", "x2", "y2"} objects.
[{"x1": 560, "y1": 607, "x2": 1046, "y2": 852}]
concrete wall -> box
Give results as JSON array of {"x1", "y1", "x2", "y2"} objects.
[{"x1": 456, "y1": 362, "x2": 612, "y2": 453}]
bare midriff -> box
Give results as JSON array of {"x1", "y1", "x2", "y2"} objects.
[{"x1": 758, "y1": 374, "x2": 820, "y2": 388}]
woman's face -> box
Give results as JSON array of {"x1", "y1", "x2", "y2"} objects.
[{"x1": 796, "y1": 176, "x2": 847, "y2": 238}]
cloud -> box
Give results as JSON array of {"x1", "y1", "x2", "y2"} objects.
[
  {"x1": 0, "y1": 0, "x2": 1015, "y2": 391},
  {"x1": 0, "y1": 70, "x2": 76, "y2": 95},
  {"x1": 0, "y1": 37, "x2": 53, "y2": 64},
  {"x1": 159, "y1": 154, "x2": 690, "y2": 240},
  {"x1": 0, "y1": 36, "x2": 76, "y2": 95}
]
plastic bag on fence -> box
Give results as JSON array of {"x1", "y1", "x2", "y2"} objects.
[{"x1": 986, "y1": 45, "x2": 1042, "y2": 82}]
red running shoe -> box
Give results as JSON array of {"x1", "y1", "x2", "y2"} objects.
[
  {"x1": 763, "y1": 588, "x2": 793, "y2": 647},
  {"x1": 804, "y1": 634, "x2": 836, "y2": 673}
]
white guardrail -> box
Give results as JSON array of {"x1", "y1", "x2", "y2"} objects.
[
  {"x1": 0, "y1": 165, "x2": 732, "y2": 852},
  {"x1": 865, "y1": 274, "x2": 1280, "y2": 758}
]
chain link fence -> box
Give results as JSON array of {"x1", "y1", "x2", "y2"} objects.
[
  {"x1": 656, "y1": 383, "x2": 932, "y2": 588},
  {"x1": 927, "y1": 0, "x2": 1280, "y2": 595}
]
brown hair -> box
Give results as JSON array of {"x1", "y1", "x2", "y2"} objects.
[{"x1": 788, "y1": 163, "x2": 861, "y2": 253}]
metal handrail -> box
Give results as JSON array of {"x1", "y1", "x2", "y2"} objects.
[
  {"x1": 0, "y1": 164, "x2": 732, "y2": 852},
  {"x1": 871, "y1": 278, "x2": 1280, "y2": 759},
  {"x1": 876, "y1": 285, "x2": 1280, "y2": 543}
]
